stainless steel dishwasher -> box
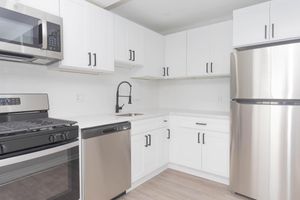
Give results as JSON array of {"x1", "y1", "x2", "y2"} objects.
[{"x1": 82, "y1": 122, "x2": 131, "y2": 200}]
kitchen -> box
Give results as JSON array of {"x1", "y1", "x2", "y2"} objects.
[{"x1": 0, "y1": 0, "x2": 299, "y2": 200}]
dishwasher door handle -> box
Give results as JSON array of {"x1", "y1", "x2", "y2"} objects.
[{"x1": 102, "y1": 128, "x2": 117, "y2": 134}]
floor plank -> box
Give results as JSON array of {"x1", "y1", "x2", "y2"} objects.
[{"x1": 119, "y1": 169, "x2": 249, "y2": 200}]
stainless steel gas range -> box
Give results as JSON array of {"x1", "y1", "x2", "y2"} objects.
[{"x1": 0, "y1": 94, "x2": 79, "y2": 200}]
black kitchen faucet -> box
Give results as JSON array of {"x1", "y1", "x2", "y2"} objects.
[{"x1": 115, "y1": 81, "x2": 132, "y2": 113}]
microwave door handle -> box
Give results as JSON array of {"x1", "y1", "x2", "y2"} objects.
[{"x1": 41, "y1": 20, "x2": 48, "y2": 50}]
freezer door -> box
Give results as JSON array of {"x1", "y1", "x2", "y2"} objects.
[
  {"x1": 271, "y1": 43, "x2": 300, "y2": 99},
  {"x1": 231, "y1": 102, "x2": 300, "y2": 200},
  {"x1": 231, "y1": 47, "x2": 271, "y2": 99},
  {"x1": 230, "y1": 102, "x2": 270, "y2": 200}
]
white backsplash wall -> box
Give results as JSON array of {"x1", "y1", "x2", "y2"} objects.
[
  {"x1": 0, "y1": 61, "x2": 159, "y2": 118},
  {"x1": 158, "y1": 78, "x2": 230, "y2": 112}
]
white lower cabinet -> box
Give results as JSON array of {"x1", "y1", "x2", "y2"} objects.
[
  {"x1": 170, "y1": 128, "x2": 202, "y2": 170},
  {"x1": 131, "y1": 115, "x2": 229, "y2": 185},
  {"x1": 169, "y1": 116, "x2": 230, "y2": 179},
  {"x1": 131, "y1": 128, "x2": 170, "y2": 183},
  {"x1": 201, "y1": 131, "x2": 229, "y2": 177},
  {"x1": 131, "y1": 133, "x2": 146, "y2": 182}
]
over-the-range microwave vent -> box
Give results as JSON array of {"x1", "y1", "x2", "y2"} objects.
[
  {"x1": 0, "y1": 51, "x2": 57, "y2": 65},
  {"x1": 0, "y1": 51, "x2": 35, "y2": 62}
]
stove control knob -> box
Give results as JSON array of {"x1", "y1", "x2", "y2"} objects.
[
  {"x1": 64, "y1": 131, "x2": 70, "y2": 140},
  {"x1": 49, "y1": 135, "x2": 56, "y2": 143},
  {"x1": 61, "y1": 133, "x2": 66, "y2": 141},
  {"x1": 0, "y1": 144, "x2": 7, "y2": 154}
]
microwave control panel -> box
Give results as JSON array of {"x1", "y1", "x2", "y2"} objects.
[{"x1": 47, "y1": 22, "x2": 61, "y2": 52}]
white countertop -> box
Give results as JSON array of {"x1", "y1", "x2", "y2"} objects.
[{"x1": 66, "y1": 109, "x2": 229, "y2": 129}]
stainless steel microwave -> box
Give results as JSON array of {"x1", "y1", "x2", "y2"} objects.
[{"x1": 0, "y1": 1, "x2": 63, "y2": 65}]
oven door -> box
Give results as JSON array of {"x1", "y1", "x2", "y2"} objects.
[{"x1": 0, "y1": 141, "x2": 79, "y2": 200}]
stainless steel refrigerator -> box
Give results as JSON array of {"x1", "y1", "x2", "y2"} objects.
[{"x1": 230, "y1": 43, "x2": 300, "y2": 200}]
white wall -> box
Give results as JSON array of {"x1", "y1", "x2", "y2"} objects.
[
  {"x1": 0, "y1": 61, "x2": 159, "y2": 118},
  {"x1": 158, "y1": 78, "x2": 230, "y2": 112}
]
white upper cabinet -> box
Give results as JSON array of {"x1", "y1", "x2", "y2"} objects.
[
  {"x1": 234, "y1": 0, "x2": 300, "y2": 48},
  {"x1": 187, "y1": 21, "x2": 232, "y2": 76},
  {"x1": 270, "y1": 0, "x2": 300, "y2": 41},
  {"x1": 16, "y1": 0, "x2": 60, "y2": 16},
  {"x1": 114, "y1": 15, "x2": 144, "y2": 68},
  {"x1": 132, "y1": 28, "x2": 165, "y2": 78},
  {"x1": 165, "y1": 32, "x2": 187, "y2": 78},
  {"x1": 60, "y1": 0, "x2": 114, "y2": 72},
  {"x1": 187, "y1": 26, "x2": 211, "y2": 76},
  {"x1": 85, "y1": 2, "x2": 114, "y2": 72},
  {"x1": 233, "y1": 2, "x2": 270, "y2": 47},
  {"x1": 60, "y1": 0, "x2": 88, "y2": 69}
]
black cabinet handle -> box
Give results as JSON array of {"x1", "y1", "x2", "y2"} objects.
[
  {"x1": 163, "y1": 67, "x2": 166, "y2": 76},
  {"x1": 210, "y1": 62, "x2": 213, "y2": 73},
  {"x1": 148, "y1": 134, "x2": 151, "y2": 146},
  {"x1": 88, "y1": 52, "x2": 92, "y2": 66},
  {"x1": 206, "y1": 63, "x2": 208, "y2": 73},
  {"x1": 145, "y1": 135, "x2": 148, "y2": 147},
  {"x1": 196, "y1": 122, "x2": 207, "y2": 126},
  {"x1": 129, "y1": 50, "x2": 132, "y2": 61},
  {"x1": 93, "y1": 53, "x2": 97, "y2": 67},
  {"x1": 202, "y1": 133, "x2": 205, "y2": 145},
  {"x1": 167, "y1": 129, "x2": 171, "y2": 139},
  {"x1": 198, "y1": 133, "x2": 201, "y2": 144},
  {"x1": 264, "y1": 25, "x2": 268, "y2": 39},
  {"x1": 133, "y1": 50, "x2": 136, "y2": 61},
  {"x1": 167, "y1": 67, "x2": 169, "y2": 76}
]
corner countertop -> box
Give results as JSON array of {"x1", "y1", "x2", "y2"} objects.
[{"x1": 65, "y1": 109, "x2": 229, "y2": 130}]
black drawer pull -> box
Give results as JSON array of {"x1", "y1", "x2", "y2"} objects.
[{"x1": 196, "y1": 122, "x2": 207, "y2": 126}]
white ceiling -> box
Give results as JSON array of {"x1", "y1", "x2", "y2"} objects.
[{"x1": 111, "y1": 0, "x2": 268, "y2": 34}]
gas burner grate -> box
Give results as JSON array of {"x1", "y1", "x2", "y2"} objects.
[{"x1": 0, "y1": 118, "x2": 77, "y2": 136}]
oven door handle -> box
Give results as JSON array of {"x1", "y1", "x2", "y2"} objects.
[{"x1": 0, "y1": 141, "x2": 79, "y2": 167}]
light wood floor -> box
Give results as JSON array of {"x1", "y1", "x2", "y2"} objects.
[{"x1": 119, "y1": 169, "x2": 249, "y2": 200}]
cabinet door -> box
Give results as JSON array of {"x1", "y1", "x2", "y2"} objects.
[
  {"x1": 233, "y1": 2, "x2": 271, "y2": 47},
  {"x1": 144, "y1": 133, "x2": 157, "y2": 174},
  {"x1": 128, "y1": 21, "x2": 144, "y2": 67},
  {"x1": 17, "y1": 0, "x2": 60, "y2": 16},
  {"x1": 270, "y1": 0, "x2": 300, "y2": 42},
  {"x1": 131, "y1": 134, "x2": 147, "y2": 183},
  {"x1": 187, "y1": 26, "x2": 212, "y2": 76},
  {"x1": 165, "y1": 32, "x2": 187, "y2": 78},
  {"x1": 201, "y1": 131, "x2": 229, "y2": 177},
  {"x1": 156, "y1": 129, "x2": 170, "y2": 168},
  {"x1": 60, "y1": 0, "x2": 89, "y2": 68},
  {"x1": 134, "y1": 29, "x2": 164, "y2": 77},
  {"x1": 114, "y1": 15, "x2": 130, "y2": 65},
  {"x1": 210, "y1": 21, "x2": 232, "y2": 75},
  {"x1": 85, "y1": 3, "x2": 114, "y2": 72},
  {"x1": 170, "y1": 128, "x2": 202, "y2": 170}
]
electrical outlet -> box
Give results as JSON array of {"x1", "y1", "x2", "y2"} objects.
[{"x1": 76, "y1": 94, "x2": 85, "y2": 103}]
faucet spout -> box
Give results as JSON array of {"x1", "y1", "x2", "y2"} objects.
[{"x1": 115, "y1": 81, "x2": 132, "y2": 113}]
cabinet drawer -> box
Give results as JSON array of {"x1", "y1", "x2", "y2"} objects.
[
  {"x1": 174, "y1": 116, "x2": 229, "y2": 133},
  {"x1": 131, "y1": 116, "x2": 168, "y2": 135}
]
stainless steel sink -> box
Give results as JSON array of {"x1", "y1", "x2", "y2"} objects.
[{"x1": 116, "y1": 113, "x2": 144, "y2": 117}]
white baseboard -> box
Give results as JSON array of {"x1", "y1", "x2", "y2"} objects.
[
  {"x1": 168, "y1": 163, "x2": 229, "y2": 185},
  {"x1": 128, "y1": 165, "x2": 168, "y2": 192}
]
